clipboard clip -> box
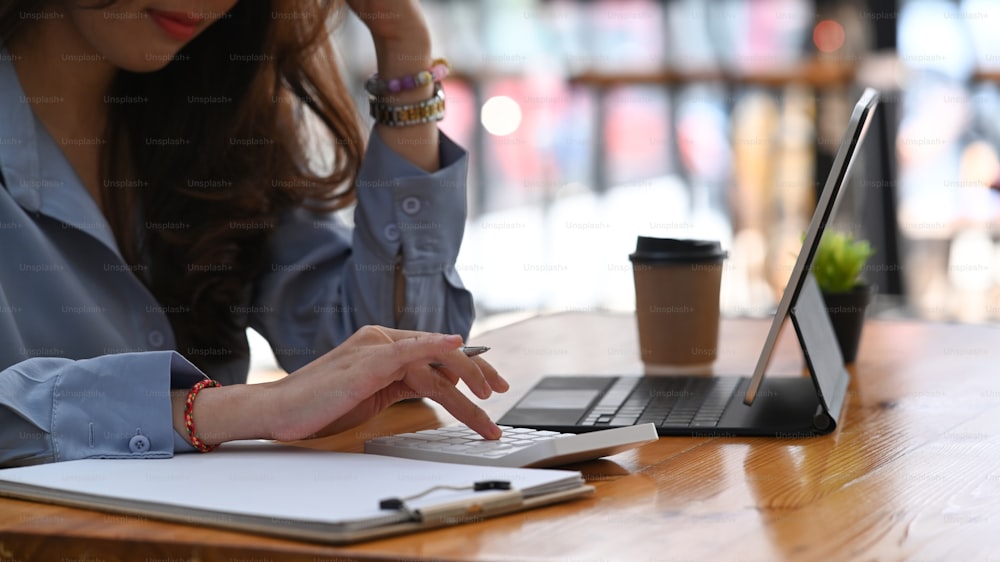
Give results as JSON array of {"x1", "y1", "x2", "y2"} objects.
[
  {"x1": 379, "y1": 480, "x2": 511, "y2": 511},
  {"x1": 379, "y1": 481, "x2": 518, "y2": 522}
]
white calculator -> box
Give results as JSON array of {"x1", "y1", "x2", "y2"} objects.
[{"x1": 364, "y1": 423, "x2": 658, "y2": 468}]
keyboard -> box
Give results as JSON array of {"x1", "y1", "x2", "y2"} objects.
[
  {"x1": 364, "y1": 423, "x2": 659, "y2": 468},
  {"x1": 581, "y1": 376, "x2": 742, "y2": 429}
]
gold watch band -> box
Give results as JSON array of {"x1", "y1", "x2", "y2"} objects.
[{"x1": 369, "y1": 82, "x2": 446, "y2": 127}]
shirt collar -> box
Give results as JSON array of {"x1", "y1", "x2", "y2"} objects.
[{"x1": 0, "y1": 48, "x2": 121, "y2": 258}]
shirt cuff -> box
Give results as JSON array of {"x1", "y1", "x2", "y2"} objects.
[
  {"x1": 48, "y1": 351, "x2": 206, "y2": 461},
  {"x1": 353, "y1": 130, "x2": 470, "y2": 269}
]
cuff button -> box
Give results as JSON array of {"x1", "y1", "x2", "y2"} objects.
[{"x1": 129, "y1": 433, "x2": 150, "y2": 453}]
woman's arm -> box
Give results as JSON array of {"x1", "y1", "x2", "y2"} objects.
[
  {"x1": 349, "y1": 0, "x2": 439, "y2": 173},
  {"x1": 0, "y1": 352, "x2": 205, "y2": 468},
  {"x1": 169, "y1": 327, "x2": 506, "y2": 447},
  {"x1": 250, "y1": 124, "x2": 473, "y2": 373},
  {"x1": 1, "y1": 328, "x2": 506, "y2": 466},
  {"x1": 250, "y1": 1, "x2": 474, "y2": 370},
  {"x1": 348, "y1": 0, "x2": 452, "y2": 322}
]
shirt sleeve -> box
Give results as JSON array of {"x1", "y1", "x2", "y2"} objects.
[
  {"x1": 0, "y1": 351, "x2": 205, "y2": 468},
  {"x1": 250, "y1": 130, "x2": 475, "y2": 373}
]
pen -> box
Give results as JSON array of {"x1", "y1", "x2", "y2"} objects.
[
  {"x1": 429, "y1": 345, "x2": 490, "y2": 368},
  {"x1": 459, "y1": 345, "x2": 490, "y2": 358}
]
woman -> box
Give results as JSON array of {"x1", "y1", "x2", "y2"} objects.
[{"x1": 0, "y1": 0, "x2": 506, "y2": 467}]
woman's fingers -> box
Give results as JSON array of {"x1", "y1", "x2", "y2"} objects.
[
  {"x1": 472, "y1": 355, "x2": 509, "y2": 393},
  {"x1": 361, "y1": 326, "x2": 505, "y2": 398},
  {"x1": 364, "y1": 331, "x2": 462, "y2": 374},
  {"x1": 414, "y1": 368, "x2": 501, "y2": 440},
  {"x1": 430, "y1": 364, "x2": 461, "y2": 386},
  {"x1": 379, "y1": 334, "x2": 494, "y2": 398},
  {"x1": 421, "y1": 343, "x2": 506, "y2": 399},
  {"x1": 326, "y1": 326, "x2": 508, "y2": 440},
  {"x1": 401, "y1": 355, "x2": 504, "y2": 440},
  {"x1": 366, "y1": 325, "x2": 447, "y2": 342}
]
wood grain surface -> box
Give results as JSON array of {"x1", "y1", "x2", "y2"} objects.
[{"x1": 2, "y1": 312, "x2": 999, "y2": 561}]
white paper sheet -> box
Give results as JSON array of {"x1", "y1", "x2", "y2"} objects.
[{"x1": 0, "y1": 440, "x2": 584, "y2": 530}]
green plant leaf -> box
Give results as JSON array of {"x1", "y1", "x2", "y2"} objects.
[{"x1": 810, "y1": 231, "x2": 875, "y2": 293}]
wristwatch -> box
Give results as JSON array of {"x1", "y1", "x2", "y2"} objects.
[{"x1": 369, "y1": 82, "x2": 445, "y2": 127}]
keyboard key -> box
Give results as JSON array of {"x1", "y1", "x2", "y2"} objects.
[{"x1": 609, "y1": 415, "x2": 638, "y2": 426}]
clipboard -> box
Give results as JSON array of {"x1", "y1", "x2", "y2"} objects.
[{"x1": 0, "y1": 440, "x2": 593, "y2": 544}]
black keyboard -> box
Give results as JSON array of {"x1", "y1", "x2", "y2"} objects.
[{"x1": 580, "y1": 377, "x2": 741, "y2": 429}]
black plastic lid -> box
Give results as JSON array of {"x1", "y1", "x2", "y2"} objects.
[{"x1": 628, "y1": 236, "x2": 727, "y2": 264}]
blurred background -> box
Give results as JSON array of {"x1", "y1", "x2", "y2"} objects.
[{"x1": 323, "y1": 0, "x2": 1000, "y2": 338}]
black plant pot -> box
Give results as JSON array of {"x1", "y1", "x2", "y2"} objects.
[{"x1": 821, "y1": 284, "x2": 873, "y2": 364}]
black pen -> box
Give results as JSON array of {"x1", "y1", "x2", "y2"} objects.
[{"x1": 429, "y1": 345, "x2": 490, "y2": 368}]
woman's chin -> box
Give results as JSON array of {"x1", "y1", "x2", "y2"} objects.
[{"x1": 108, "y1": 49, "x2": 188, "y2": 73}]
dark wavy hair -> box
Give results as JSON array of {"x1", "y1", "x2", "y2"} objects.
[{"x1": 2, "y1": 1, "x2": 364, "y2": 371}]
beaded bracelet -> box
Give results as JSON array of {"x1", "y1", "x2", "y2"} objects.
[
  {"x1": 369, "y1": 82, "x2": 446, "y2": 127},
  {"x1": 365, "y1": 58, "x2": 451, "y2": 96},
  {"x1": 184, "y1": 378, "x2": 222, "y2": 453}
]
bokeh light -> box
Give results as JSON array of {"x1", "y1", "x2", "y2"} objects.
[
  {"x1": 480, "y1": 96, "x2": 522, "y2": 136},
  {"x1": 813, "y1": 20, "x2": 845, "y2": 53}
]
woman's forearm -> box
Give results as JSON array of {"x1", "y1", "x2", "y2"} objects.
[
  {"x1": 371, "y1": 37, "x2": 440, "y2": 173},
  {"x1": 170, "y1": 384, "x2": 274, "y2": 447}
]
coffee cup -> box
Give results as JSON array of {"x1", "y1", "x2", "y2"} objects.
[{"x1": 629, "y1": 237, "x2": 727, "y2": 374}]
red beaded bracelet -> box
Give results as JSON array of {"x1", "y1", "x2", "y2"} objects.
[
  {"x1": 365, "y1": 57, "x2": 451, "y2": 96},
  {"x1": 184, "y1": 379, "x2": 222, "y2": 453}
]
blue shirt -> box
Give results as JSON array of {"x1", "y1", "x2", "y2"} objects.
[{"x1": 0, "y1": 54, "x2": 474, "y2": 467}]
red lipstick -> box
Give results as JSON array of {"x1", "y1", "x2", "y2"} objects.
[{"x1": 147, "y1": 9, "x2": 201, "y2": 41}]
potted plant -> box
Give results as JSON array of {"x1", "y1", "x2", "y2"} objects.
[{"x1": 811, "y1": 230, "x2": 875, "y2": 363}]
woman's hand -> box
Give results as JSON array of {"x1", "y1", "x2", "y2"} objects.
[
  {"x1": 268, "y1": 326, "x2": 508, "y2": 440},
  {"x1": 173, "y1": 326, "x2": 508, "y2": 447}
]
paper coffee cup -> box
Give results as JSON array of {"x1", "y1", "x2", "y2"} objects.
[{"x1": 629, "y1": 237, "x2": 727, "y2": 373}]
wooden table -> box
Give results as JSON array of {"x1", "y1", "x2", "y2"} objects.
[{"x1": 3, "y1": 312, "x2": 1000, "y2": 561}]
